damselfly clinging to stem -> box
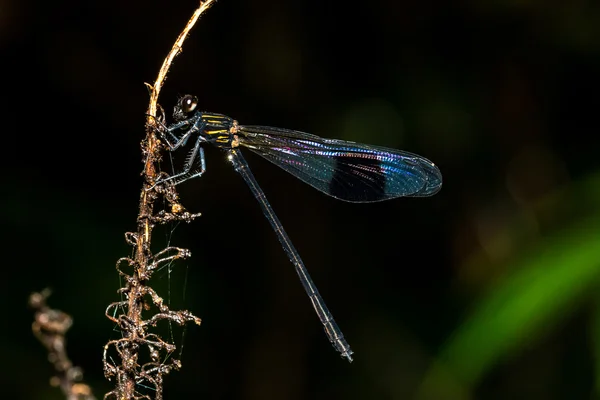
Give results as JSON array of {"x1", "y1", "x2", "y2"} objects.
[{"x1": 154, "y1": 95, "x2": 443, "y2": 362}]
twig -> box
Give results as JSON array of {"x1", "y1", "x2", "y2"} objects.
[
  {"x1": 103, "y1": 2, "x2": 215, "y2": 399},
  {"x1": 30, "y1": 289, "x2": 96, "y2": 400},
  {"x1": 147, "y1": 0, "x2": 216, "y2": 119}
]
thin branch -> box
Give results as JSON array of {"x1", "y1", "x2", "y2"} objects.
[
  {"x1": 30, "y1": 289, "x2": 96, "y2": 400},
  {"x1": 147, "y1": 0, "x2": 217, "y2": 119},
  {"x1": 103, "y1": 2, "x2": 215, "y2": 399}
]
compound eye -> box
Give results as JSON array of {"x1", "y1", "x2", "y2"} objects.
[{"x1": 181, "y1": 94, "x2": 198, "y2": 113}]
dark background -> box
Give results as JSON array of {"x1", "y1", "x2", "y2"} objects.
[{"x1": 2, "y1": 0, "x2": 600, "y2": 399}]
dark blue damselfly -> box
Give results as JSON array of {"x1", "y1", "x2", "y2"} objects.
[{"x1": 156, "y1": 95, "x2": 443, "y2": 362}]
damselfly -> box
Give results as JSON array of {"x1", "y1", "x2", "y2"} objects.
[{"x1": 156, "y1": 95, "x2": 443, "y2": 362}]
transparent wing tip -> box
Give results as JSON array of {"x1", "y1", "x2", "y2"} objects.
[{"x1": 414, "y1": 159, "x2": 443, "y2": 197}]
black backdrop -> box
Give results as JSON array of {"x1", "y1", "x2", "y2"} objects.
[{"x1": 2, "y1": 0, "x2": 600, "y2": 399}]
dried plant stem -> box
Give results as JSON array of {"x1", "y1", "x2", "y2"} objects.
[
  {"x1": 144, "y1": 0, "x2": 216, "y2": 181},
  {"x1": 147, "y1": 0, "x2": 216, "y2": 119},
  {"x1": 103, "y1": 2, "x2": 215, "y2": 399},
  {"x1": 30, "y1": 289, "x2": 96, "y2": 400}
]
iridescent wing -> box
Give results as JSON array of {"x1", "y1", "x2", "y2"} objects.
[{"x1": 237, "y1": 125, "x2": 442, "y2": 203}]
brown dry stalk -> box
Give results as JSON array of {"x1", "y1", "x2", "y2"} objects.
[
  {"x1": 102, "y1": 2, "x2": 216, "y2": 399},
  {"x1": 30, "y1": 289, "x2": 96, "y2": 400},
  {"x1": 147, "y1": 0, "x2": 216, "y2": 119}
]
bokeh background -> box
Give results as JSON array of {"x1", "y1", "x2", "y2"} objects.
[{"x1": 2, "y1": 0, "x2": 600, "y2": 398}]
